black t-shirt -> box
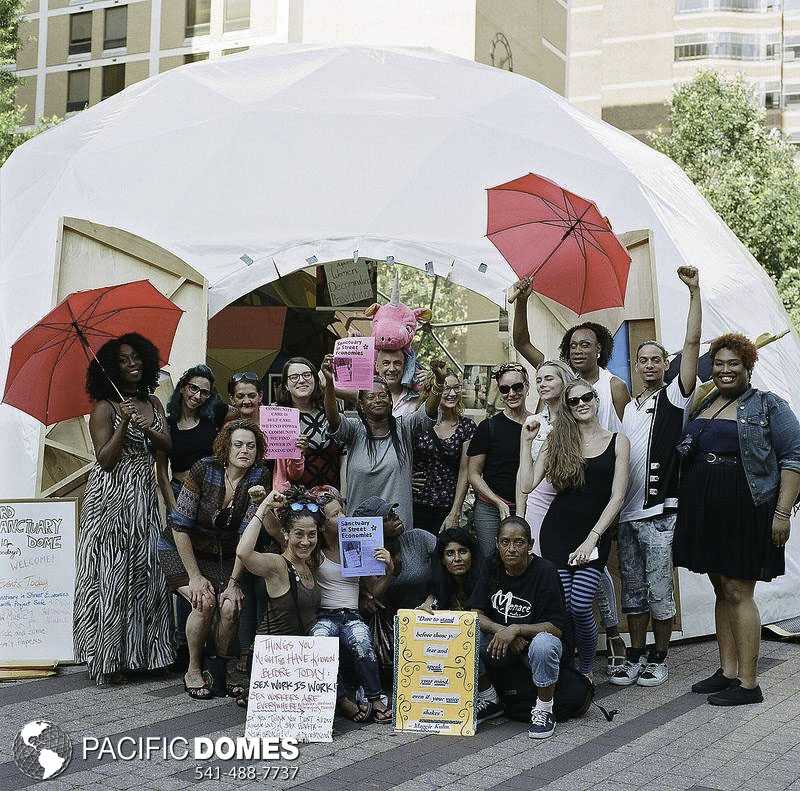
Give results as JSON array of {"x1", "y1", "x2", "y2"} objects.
[
  {"x1": 468, "y1": 555, "x2": 570, "y2": 645},
  {"x1": 168, "y1": 400, "x2": 228, "y2": 474},
  {"x1": 466, "y1": 413, "x2": 522, "y2": 502}
]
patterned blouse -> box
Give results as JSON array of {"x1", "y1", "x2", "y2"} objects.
[
  {"x1": 167, "y1": 458, "x2": 271, "y2": 560},
  {"x1": 273, "y1": 408, "x2": 342, "y2": 491},
  {"x1": 412, "y1": 416, "x2": 476, "y2": 509}
]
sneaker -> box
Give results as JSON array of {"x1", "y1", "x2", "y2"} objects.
[
  {"x1": 475, "y1": 687, "x2": 504, "y2": 725},
  {"x1": 637, "y1": 661, "x2": 668, "y2": 687},
  {"x1": 608, "y1": 656, "x2": 646, "y2": 687},
  {"x1": 691, "y1": 668, "x2": 740, "y2": 694},
  {"x1": 708, "y1": 685, "x2": 763, "y2": 707},
  {"x1": 528, "y1": 707, "x2": 556, "y2": 739}
]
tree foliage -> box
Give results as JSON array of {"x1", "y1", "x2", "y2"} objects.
[
  {"x1": 1, "y1": 0, "x2": 58, "y2": 167},
  {"x1": 649, "y1": 71, "x2": 800, "y2": 289},
  {"x1": 376, "y1": 265, "x2": 468, "y2": 369}
]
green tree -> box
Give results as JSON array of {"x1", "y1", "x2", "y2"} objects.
[
  {"x1": 377, "y1": 265, "x2": 468, "y2": 370},
  {"x1": 649, "y1": 71, "x2": 800, "y2": 287},
  {"x1": 778, "y1": 267, "x2": 800, "y2": 330},
  {"x1": 1, "y1": 0, "x2": 58, "y2": 167}
]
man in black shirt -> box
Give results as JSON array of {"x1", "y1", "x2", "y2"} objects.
[{"x1": 469, "y1": 516, "x2": 570, "y2": 739}]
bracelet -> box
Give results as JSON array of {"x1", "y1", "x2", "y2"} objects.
[
  {"x1": 590, "y1": 528, "x2": 602, "y2": 536},
  {"x1": 774, "y1": 509, "x2": 791, "y2": 520},
  {"x1": 228, "y1": 577, "x2": 241, "y2": 588},
  {"x1": 254, "y1": 513, "x2": 264, "y2": 526}
]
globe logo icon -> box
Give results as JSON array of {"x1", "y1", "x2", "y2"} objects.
[{"x1": 13, "y1": 720, "x2": 73, "y2": 780}]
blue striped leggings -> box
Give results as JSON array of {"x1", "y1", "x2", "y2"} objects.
[{"x1": 558, "y1": 566, "x2": 603, "y2": 675}]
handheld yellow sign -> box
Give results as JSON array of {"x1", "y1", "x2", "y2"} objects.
[{"x1": 392, "y1": 609, "x2": 479, "y2": 736}]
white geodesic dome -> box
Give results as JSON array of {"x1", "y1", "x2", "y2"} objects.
[{"x1": 2, "y1": 44, "x2": 798, "y2": 635}]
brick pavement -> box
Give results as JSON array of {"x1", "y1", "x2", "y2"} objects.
[{"x1": 2, "y1": 638, "x2": 800, "y2": 791}]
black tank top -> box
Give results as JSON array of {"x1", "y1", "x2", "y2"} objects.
[{"x1": 540, "y1": 434, "x2": 617, "y2": 570}]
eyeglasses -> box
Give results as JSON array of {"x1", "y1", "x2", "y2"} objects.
[
  {"x1": 498, "y1": 538, "x2": 529, "y2": 549},
  {"x1": 231, "y1": 371, "x2": 259, "y2": 385},
  {"x1": 185, "y1": 383, "x2": 211, "y2": 398},
  {"x1": 443, "y1": 385, "x2": 462, "y2": 394},
  {"x1": 566, "y1": 392, "x2": 597, "y2": 407},
  {"x1": 288, "y1": 501, "x2": 320, "y2": 513},
  {"x1": 498, "y1": 382, "x2": 526, "y2": 395},
  {"x1": 362, "y1": 391, "x2": 390, "y2": 402},
  {"x1": 287, "y1": 371, "x2": 315, "y2": 383}
]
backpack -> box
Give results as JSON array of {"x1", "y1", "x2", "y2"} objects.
[{"x1": 487, "y1": 655, "x2": 617, "y2": 723}]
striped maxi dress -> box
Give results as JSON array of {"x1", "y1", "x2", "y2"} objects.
[{"x1": 73, "y1": 404, "x2": 175, "y2": 684}]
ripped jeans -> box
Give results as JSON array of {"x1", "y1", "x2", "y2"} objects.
[{"x1": 310, "y1": 609, "x2": 382, "y2": 701}]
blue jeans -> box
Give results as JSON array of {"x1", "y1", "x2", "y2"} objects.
[
  {"x1": 311, "y1": 609, "x2": 382, "y2": 700},
  {"x1": 618, "y1": 514, "x2": 677, "y2": 621},
  {"x1": 480, "y1": 630, "x2": 562, "y2": 689},
  {"x1": 473, "y1": 499, "x2": 510, "y2": 559}
]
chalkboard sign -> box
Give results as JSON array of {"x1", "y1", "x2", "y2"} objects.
[
  {"x1": 0, "y1": 499, "x2": 78, "y2": 666},
  {"x1": 245, "y1": 635, "x2": 339, "y2": 742}
]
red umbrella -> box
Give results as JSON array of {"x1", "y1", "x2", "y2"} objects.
[
  {"x1": 487, "y1": 173, "x2": 631, "y2": 314},
  {"x1": 3, "y1": 280, "x2": 183, "y2": 425}
]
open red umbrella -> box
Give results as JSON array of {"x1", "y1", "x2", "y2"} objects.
[
  {"x1": 487, "y1": 173, "x2": 631, "y2": 314},
  {"x1": 3, "y1": 280, "x2": 183, "y2": 425}
]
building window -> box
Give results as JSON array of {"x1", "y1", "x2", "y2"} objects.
[
  {"x1": 224, "y1": 0, "x2": 250, "y2": 33},
  {"x1": 67, "y1": 69, "x2": 90, "y2": 113},
  {"x1": 675, "y1": 32, "x2": 772, "y2": 61},
  {"x1": 222, "y1": 47, "x2": 249, "y2": 56},
  {"x1": 184, "y1": 52, "x2": 209, "y2": 64},
  {"x1": 68, "y1": 12, "x2": 92, "y2": 56},
  {"x1": 104, "y1": 6, "x2": 127, "y2": 50},
  {"x1": 763, "y1": 81, "x2": 781, "y2": 108},
  {"x1": 676, "y1": 0, "x2": 771, "y2": 10},
  {"x1": 102, "y1": 63, "x2": 125, "y2": 99},
  {"x1": 186, "y1": 0, "x2": 211, "y2": 38},
  {"x1": 783, "y1": 83, "x2": 800, "y2": 106},
  {"x1": 786, "y1": 36, "x2": 800, "y2": 61}
]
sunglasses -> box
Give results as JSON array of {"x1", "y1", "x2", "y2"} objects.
[
  {"x1": 288, "y1": 502, "x2": 321, "y2": 513},
  {"x1": 231, "y1": 371, "x2": 259, "y2": 385},
  {"x1": 498, "y1": 382, "x2": 526, "y2": 395},
  {"x1": 566, "y1": 392, "x2": 597, "y2": 407}
]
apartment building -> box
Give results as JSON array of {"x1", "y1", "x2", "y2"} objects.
[
  {"x1": 568, "y1": 0, "x2": 800, "y2": 141},
  {"x1": 13, "y1": 0, "x2": 567, "y2": 129}
]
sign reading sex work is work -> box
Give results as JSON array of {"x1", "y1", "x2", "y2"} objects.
[
  {"x1": 393, "y1": 609, "x2": 479, "y2": 736},
  {"x1": 333, "y1": 336, "x2": 375, "y2": 391},
  {"x1": 259, "y1": 406, "x2": 301, "y2": 460},
  {"x1": 0, "y1": 499, "x2": 77, "y2": 664},
  {"x1": 246, "y1": 636, "x2": 339, "y2": 742}
]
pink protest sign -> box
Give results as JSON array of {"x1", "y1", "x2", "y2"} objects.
[
  {"x1": 333, "y1": 336, "x2": 375, "y2": 391},
  {"x1": 259, "y1": 406, "x2": 301, "y2": 460}
]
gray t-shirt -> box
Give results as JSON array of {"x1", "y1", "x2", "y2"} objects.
[
  {"x1": 385, "y1": 528, "x2": 437, "y2": 611},
  {"x1": 332, "y1": 409, "x2": 434, "y2": 530}
]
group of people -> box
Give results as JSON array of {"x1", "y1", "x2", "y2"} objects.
[{"x1": 72, "y1": 264, "x2": 800, "y2": 742}]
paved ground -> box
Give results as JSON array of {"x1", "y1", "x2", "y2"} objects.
[{"x1": 2, "y1": 637, "x2": 800, "y2": 791}]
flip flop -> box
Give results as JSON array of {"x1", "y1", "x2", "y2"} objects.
[
  {"x1": 184, "y1": 670, "x2": 214, "y2": 700},
  {"x1": 339, "y1": 697, "x2": 373, "y2": 723},
  {"x1": 372, "y1": 700, "x2": 392, "y2": 724}
]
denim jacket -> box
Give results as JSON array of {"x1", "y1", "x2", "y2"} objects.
[{"x1": 693, "y1": 387, "x2": 800, "y2": 506}]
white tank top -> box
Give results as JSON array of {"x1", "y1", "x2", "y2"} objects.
[
  {"x1": 316, "y1": 554, "x2": 360, "y2": 610},
  {"x1": 594, "y1": 366, "x2": 623, "y2": 433}
]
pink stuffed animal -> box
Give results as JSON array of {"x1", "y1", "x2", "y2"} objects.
[{"x1": 363, "y1": 271, "x2": 431, "y2": 386}]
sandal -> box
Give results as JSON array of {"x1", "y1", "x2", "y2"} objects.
[
  {"x1": 235, "y1": 694, "x2": 248, "y2": 709},
  {"x1": 371, "y1": 699, "x2": 392, "y2": 724},
  {"x1": 227, "y1": 684, "x2": 247, "y2": 700},
  {"x1": 606, "y1": 634, "x2": 627, "y2": 676},
  {"x1": 338, "y1": 697, "x2": 373, "y2": 723},
  {"x1": 184, "y1": 670, "x2": 214, "y2": 700}
]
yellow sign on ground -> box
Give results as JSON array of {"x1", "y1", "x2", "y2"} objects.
[{"x1": 392, "y1": 609, "x2": 479, "y2": 736}]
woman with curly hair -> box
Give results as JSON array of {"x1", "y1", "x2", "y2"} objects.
[
  {"x1": 411, "y1": 369, "x2": 476, "y2": 534},
  {"x1": 158, "y1": 419, "x2": 272, "y2": 701},
  {"x1": 74, "y1": 333, "x2": 174, "y2": 685},
  {"x1": 272, "y1": 356, "x2": 342, "y2": 491},
  {"x1": 526, "y1": 379, "x2": 630, "y2": 681},
  {"x1": 674, "y1": 333, "x2": 800, "y2": 706},
  {"x1": 320, "y1": 354, "x2": 446, "y2": 530},
  {"x1": 155, "y1": 364, "x2": 232, "y2": 671},
  {"x1": 234, "y1": 484, "x2": 324, "y2": 708}
]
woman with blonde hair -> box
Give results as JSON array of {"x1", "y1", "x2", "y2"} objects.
[
  {"x1": 525, "y1": 379, "x2": 629, "y2": 680},
  {"x1": 516, "y1": 360, "x2": 574, "y2": 547},
  {"x1": 412, "y1": 368, "x2": 476, "y2": 534}
]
